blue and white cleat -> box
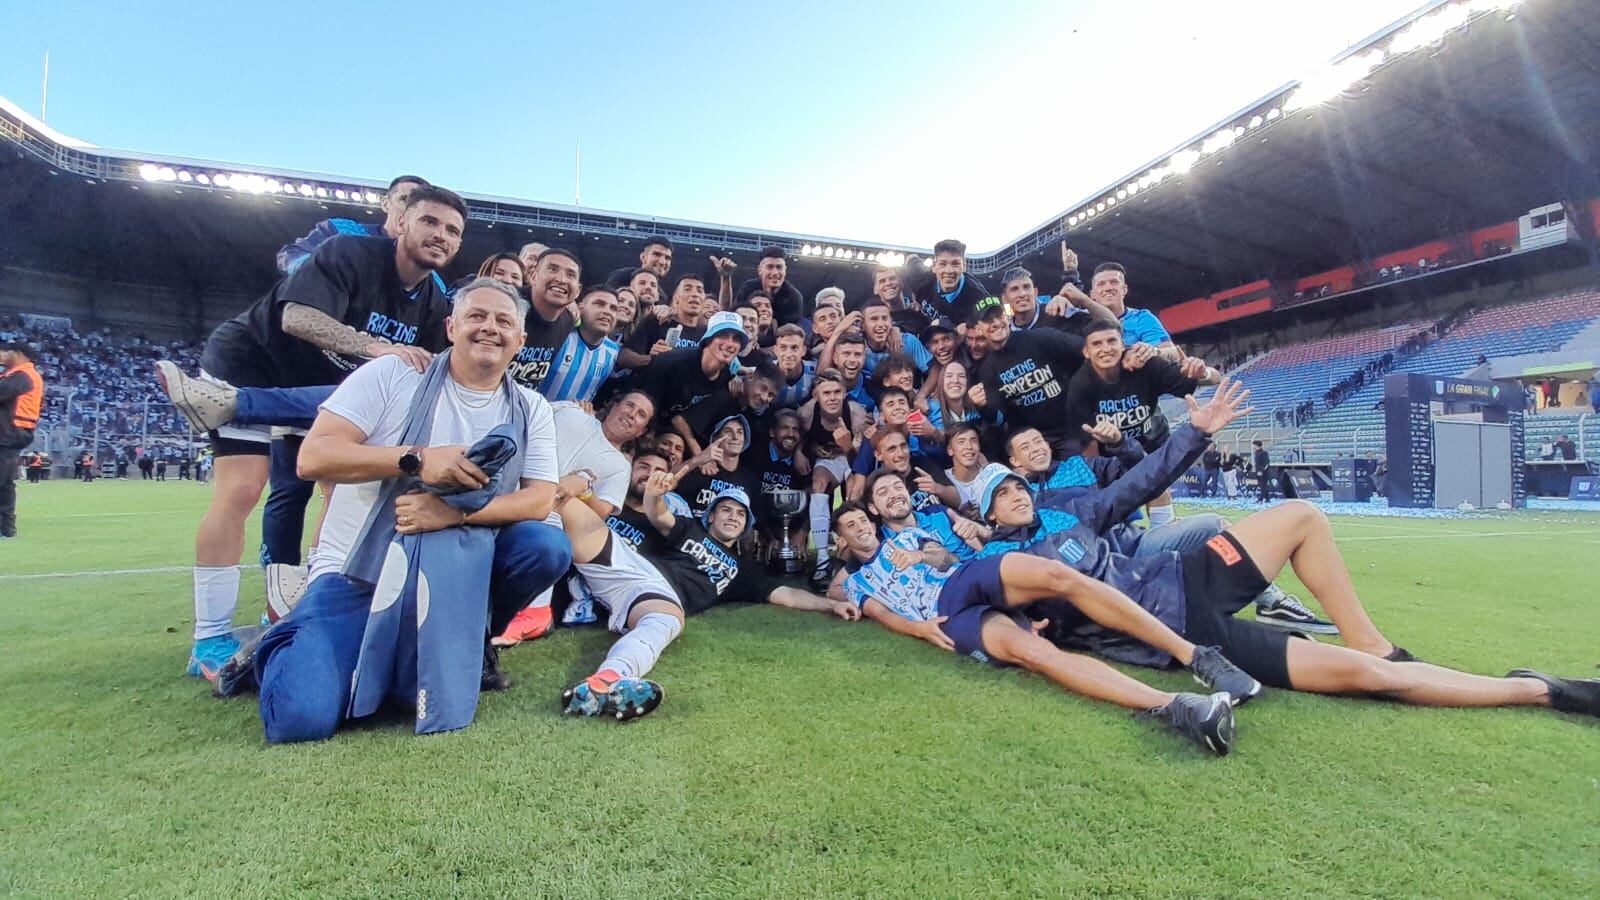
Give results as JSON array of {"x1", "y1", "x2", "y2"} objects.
[
  {"x1": 185, "y1": 634, "x2": 241, "y2": 681},
  {"x1": 561, "y1": 673, "x2": 665, "y2": 721}
]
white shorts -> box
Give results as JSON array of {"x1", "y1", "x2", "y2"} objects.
[
  {"x1": 575, "y1": 535, "x2": 683, "y2": 633},
  {"x1": 814, "y1": 456, "x2": 850, "y2": 486}
]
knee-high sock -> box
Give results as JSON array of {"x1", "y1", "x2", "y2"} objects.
[
  {"x1": 193, "y1": 565, "x2": 240, "y2": 640},
  {"x1": 809, "y1": 493, "x2": 832, "y2": 565},
  {"x1": 599, "y1": 611, "x2": 683, "y2": 680}
]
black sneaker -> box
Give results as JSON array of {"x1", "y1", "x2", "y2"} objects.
[
  {"x1": 1188, "y1": 646, "x2": 1263, "y2": 707},
  {"x1": 808, "y1": 558, "x2": 832, "y2": 594},
  {"x1": 1506, "y1": 668, "x2": 1600, "y2": 717},
  {"x1": 1255, "y1": 588, "x2": 1339, "y2": 635},
  {"x1": 481, "y1": 643, "x2": 512, "y2": 693},
  {"x1": 1140, "y1": 692, "x2": 1234, "y2": 756},
  {"x1": 212, "y1": 629, "x2": 268, "y2": 698}
]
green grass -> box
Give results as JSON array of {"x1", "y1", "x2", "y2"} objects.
[{"x1": 2, "y1": 480, "x2": 1598, "y2": 898}]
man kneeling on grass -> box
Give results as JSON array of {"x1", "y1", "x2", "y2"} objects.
[
  {"x1": 827, "y1": 501, "x2": 1257, "y2": 756},
  {"x1": 217, "y1": 280, "x2": 572, "y2": 743},
  {"x1": 976, "y1": 379, "x2": 1600, "y2": 719}
]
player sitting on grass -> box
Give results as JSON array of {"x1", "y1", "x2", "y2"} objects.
[
  {"x1": 976, "y1": 380, "x2": 1600, "y2": 718},
  {"x1": 1006, "y1": 422, "x2": 1338, "y2": 635},
  {"x1": 827, "y1": 502, "x2": 1257, "y2": 756},
  {"x1": 548, "y1": 472, "x2": 858, "y2": 712}
]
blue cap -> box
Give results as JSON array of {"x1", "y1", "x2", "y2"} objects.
[
  {"x1": 700, "y1": 311, "x2": 749, "y2": 348},
  {"x1": 975, "y1": 462, "x2": 1028, "y2": 520},
  {"x1": 919, "y1": 316, "x2": 957, "y2": 343},
  {"x1": 702, "y1": 485, "x2": 755, "y2": 537},
  {"x1": 712, "y1": 414, "x2": 752, "y2": 453}
]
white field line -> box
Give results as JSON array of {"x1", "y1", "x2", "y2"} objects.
[
  {"x1": 1337, "y1": 530, "x2": 1597, "y2": 542},
  {"x1": 0, "y1": 564, "x2": 244, "y2": 581}
]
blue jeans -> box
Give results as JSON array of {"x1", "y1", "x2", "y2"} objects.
[
  {"x1": 234, "y1": 385, "x2": 336, "y2": 431},
  {"x1": 1129, "y1": 513, "x2": 1228, "y2": 558},
  {"x1": 255, "y1": 520, "x2": 572, "y2": 744},
  {"x1": 260, "y1": 435, "x2": 313, "y2": 566}
]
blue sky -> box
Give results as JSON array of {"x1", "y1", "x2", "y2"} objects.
[{"x1": 2, "y1": 0, "x2": 1424, "y2": 250}]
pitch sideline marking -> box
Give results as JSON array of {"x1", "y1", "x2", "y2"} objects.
[{"x1": 0, "y1": 565, "x2": 246, "y2": 581}]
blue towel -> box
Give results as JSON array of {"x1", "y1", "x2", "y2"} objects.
[{"x1": 343, "y1": 351, "x2": 530, "y2": 735}]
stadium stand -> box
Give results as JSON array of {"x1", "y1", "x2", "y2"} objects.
[
  {"x1": 1288, "y1": 290, "x2": 1600, "y2": 461},
  {"x1": 0, "y1": 311, "x2": 203, "y2": 469}
]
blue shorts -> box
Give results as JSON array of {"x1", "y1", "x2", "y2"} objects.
[{"x1": 935, "y1": 555, "x2": 1028, "y2": 667}]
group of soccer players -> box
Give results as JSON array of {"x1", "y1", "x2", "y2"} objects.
[{"x1": 154, "y1": 176, "x2": 1600, "y2": 751}]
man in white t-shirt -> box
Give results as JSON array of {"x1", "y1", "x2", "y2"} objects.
[{"x1": 246, "y1": 280, "x2": 573, "y2": 744}]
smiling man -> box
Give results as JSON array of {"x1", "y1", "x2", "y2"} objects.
[
  {"x1": 227, "y1": 279, "x2": 572, "y2": 742},
  {"x1": 161, "y1": 185, "x2": 465, "y2": 680},
  {"x1": 642, "y1": 311, "x2": 748, "y2": 455},
  {"x1": 539, "y1": 285, "x2": 623, "y2": 403},
  {"x1": 507, "y1": 248, "x2": 582, "y2": 392}
]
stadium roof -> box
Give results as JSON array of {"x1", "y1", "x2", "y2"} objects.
[{"x1": 3, "y1": 0, "x2": 1597, "y2": 313}]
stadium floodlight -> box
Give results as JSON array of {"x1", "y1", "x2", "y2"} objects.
[
  {"x1": 1390, "y1": 4, "x2": 1472, "y2": 55},
  {"x1": 1085, "y1": 207, "x2": 1096, "y2": 218},
  {"x1": 364, "y1": 192, "x2": 380, "y2": 203},
  {"x1": 1068, "y1": 214, "x2": 1079, "y2": 226},
  {"x1": 1266, "y1": 108, "x2": 1281, "y2": 122},
  {"x1": 315, "y1": 187, "x2": 329, "y2": 198},
  {"x1": 824, "y1": 247, "x2": 835, "y2": 257},
  {"x1": 157, "y1": 167, "x2": 177, "y2": 182},
  {"x1": 138, "y1": 163, "x2": 159, "y2": 181},
  {"x1": 1115, "y1": 189, "x2": 1127, "y2": 200},
  {"x1": 265, "y1": 179, "x2": 281, "y2": 193},
  {"x1": 298, "y1": 184, "x2": 314, "y2": 197},
  {"x1": 212, "y1": 173, "x2": 230, "y2": 187},
  {"x1": 1286, "y1": 49, "x2": 1385, "y2": 110},
  {"x1": 1248, "y1": 114, "x2": 1264, "y2": 129},
  {"x1": 1168, "y1": 149, "x2": 1200, "y2": 175},
  {"x1": 1201, "y1": 128, "x2": 1237, "y2": 155},
  {"x1": 176, "y1": 170, "x2": 193, "y2": 183},
  {"x1": 196, "y1": 174, "x2": 210, "y2": 186},
  {"x1": 334, "y1": 189, "x2": 346, "y2": 200},
  {"x1": 922, "y1": 257, "x2": 933, "y2": 268}
]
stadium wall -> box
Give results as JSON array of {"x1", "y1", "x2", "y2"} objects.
[{"x1": 0, "y1": 266, "x2": 251, "y2": 342}]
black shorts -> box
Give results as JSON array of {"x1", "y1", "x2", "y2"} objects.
[{"x1": 1180, "y1": 531, "x2": 1293, "y2": 689}]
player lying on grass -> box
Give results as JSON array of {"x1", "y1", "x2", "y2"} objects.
[
  {"x1": 827, "y1": 502, "x2": 1255, "y2": 756},
  {"x1": 1005, "y1": 422, "x2": 1338, "y2": 634},
  {"x1": 552, "y1": 473, "x2": 855, "y2": 719},
  {"x1": 975, "y1": 380, "x2": 1600, "y2": 718}
]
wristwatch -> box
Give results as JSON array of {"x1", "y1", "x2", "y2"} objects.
[{"x1": 398, "y1": 446, "x2": 424, "y2": 476}]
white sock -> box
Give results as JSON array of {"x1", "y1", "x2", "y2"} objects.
[
  {"x1": 809, "y1": 493, "x2": 832, "y2": 566},
  {"x1": 599, "y1": 611, "x2": 683, "y2": 680},
  {"x1": 1147, "y1": 503, "x2": 1176, "y2": 527},
  {"x1": 527, "y1": 585, "x2": 554, "y2": 610},
  {"x1": 193, "y1": 565, "x2": 240, "y2": 640}
]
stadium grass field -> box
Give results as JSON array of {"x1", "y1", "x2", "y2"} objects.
[{"x1": 2, "y1": 480, "x2": 1597, "y2": 898}]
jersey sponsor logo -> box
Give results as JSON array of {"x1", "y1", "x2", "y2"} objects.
[
  {"x1": 1207, "y1": 533, "x2": 1242, "y2": 566},
  {"x1": 678, "y1": 534, "x2": 740, "y2": 595},
  {"x1": 997, "y1": 358, "x2": 1062, "y2": 407}
]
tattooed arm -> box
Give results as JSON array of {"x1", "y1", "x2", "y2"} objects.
[{"x1": 280, "y1": 302, "x2": 433, "y2": 372}]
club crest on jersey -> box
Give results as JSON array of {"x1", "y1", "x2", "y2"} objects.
[{"x1": 1057, "y1": 538, "x2": 1087, "y2": 564}]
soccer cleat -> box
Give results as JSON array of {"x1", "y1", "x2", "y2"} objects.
[
  {"x1": 1506, "y1": 668, "x2": 1600, "y2": 718},
  {"x1": 808, "y1": 558, "x2": 832, "y2": 594},
  {"x1": 1139, "y1": 691, "x2": 1235, "y2": 757},
  {"x1": 492, "y1": 604, "x2": 554, "y2": 648},
  {"x1": 481, "y1": 643, "x2": 512, "y2": 693},
  {"x1": 561, "y1": 671, "x2": 665, "y2": 721},
  {"x1": 154, "y1": 361, "x2": 237, "y2": 434},
  {"x1": 1254, "y1": 586, "x2": 1339, "y2": 634},
  {"x1": 185, "y1": 634, "x2": 241, "y2": 681},
  {"x1": 1188, "y1": 645, "x2": 1263, "y2": 707},
  {"x1": 264, "y1": 563, "x2": 310, "y2": 624}
]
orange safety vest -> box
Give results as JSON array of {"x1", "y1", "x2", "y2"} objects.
[{"x1": 5, "y1": 360, "x2": 43, "y2": 430}]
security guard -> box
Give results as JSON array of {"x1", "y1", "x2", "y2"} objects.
[{"x1": 0, "y1": 341, "x2": 45, "y2": 538}]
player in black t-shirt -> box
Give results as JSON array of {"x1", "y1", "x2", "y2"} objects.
[
  {"x1": 639, "y1": 473, "x2": 857, "y2": 619},
  {"x1": 507, "y1": 248, "x2": 581, "y2": 391},
  {"x1": 602, "y1": 235, "x2": 673, "y2": 290},
  {"x1": 673, "y1": 415, "x2": 763, "y2": 523},
  {"x1": 969, "y1": 300, "x2": 1095, "y2": 457},
  {"x1": 618, "y1": 273, "x2": 710, "y2": 371},
  {"x1": 680, "y1": 361, "x2": 782, "y2": 448},
  {"x1": 641, "y1": 311, "x2": 747, "y2": 455},
  {"x1": 1063, "y1": 320, "x2": 1219, "y2": 453},
  {"x1": 172, "y1": 186, "x2": 466, "y2": 680},
  {"x1": 1000, "y1": 264, "x2": 1102, "y2": 337},
  {"x1": 747, "y1": 408, "x2": 808, "y2": 559},
  {"x1": 910, "y1": 239, "x2": 991, "y2": 328}
]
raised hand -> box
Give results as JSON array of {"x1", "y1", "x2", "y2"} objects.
[
  {"x1": 1060, "y1": 242, "x2": 1078, "y2": 273},
  {"x1": 644, "y1": 469, "x2": 678, "y2": 500},
  {"x1": 710, "y1": 255, "x2": 737, "y2": 278},
  {"x1": 1122, "y1": 342, "x2": 1157, "y2": 371},
  {"x1": 1185, "y1": 377, "x2": 1254, "y2": 435},
  {"x1": 1081, "y1": 419, "x2": 1123, "y2": 446},
  {"x1": 1178, "y1": 355, "x2": 1209, "y2": 380}
]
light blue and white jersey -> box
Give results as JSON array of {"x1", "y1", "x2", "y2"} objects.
[
  {"x1": 841, "y1": 527, "x2": 952, "y2": 621},
  {"x1": 539, "y1": 332, "x2": 621, "y2": 403},
  {"x1": 772, "y1": 359, "x2": 816, "y2": 410},
  {"x1": 1119, "y1": 307, "x2": 1171, "y2": 347}
]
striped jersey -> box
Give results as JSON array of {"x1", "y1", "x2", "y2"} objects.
[
  {"x1": 538, "y1": 331, "x2": 621, "y2": 403},
  {"x1": 841, "y1": 527, "x2": 952, "y2": 621}
]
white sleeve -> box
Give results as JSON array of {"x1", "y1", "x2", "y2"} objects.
[
  {"x1": 319, "y1": 356, "x2": 407, "y2": 438},
  {"x1": 520, "y1": 392, "x2": 560, "y2": 485},
  {"x1": 593, "y1": 450, "x2": 629, "y2": 509}
]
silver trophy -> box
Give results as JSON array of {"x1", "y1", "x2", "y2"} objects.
[{"x1": 768, "y1": 487, "x2": 808, "y2": 576}]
